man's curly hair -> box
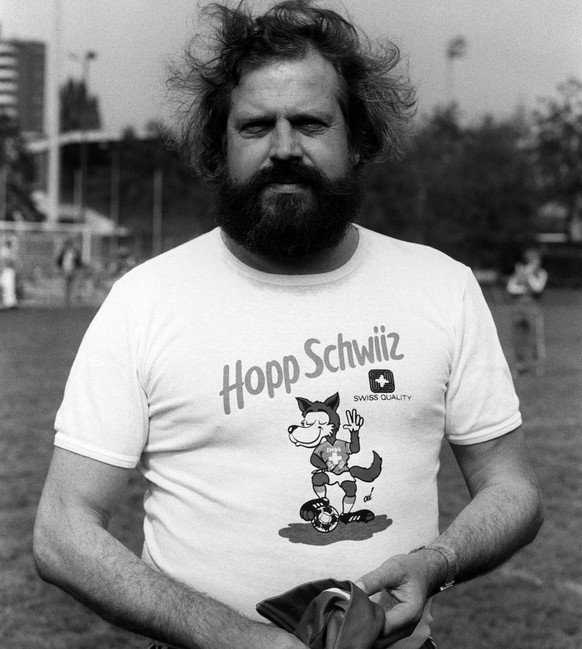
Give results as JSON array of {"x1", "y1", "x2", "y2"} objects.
[{"x1": 167, "y1": 0, "x2": 416, "y2": 181}]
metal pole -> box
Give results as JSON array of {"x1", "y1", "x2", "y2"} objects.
[
  {"x1": 110, "y1": 144, "x2": 120, "y2": 225},
  {"x1": 81, "y1": 224, "x2": 91, "y2": 264},
  {"x1": 110, "y1": 144, "x2": 121, "y2": 256},
  {"x1": 445, "y1": 36, "x2": 467, "y2": 109},
  {"x1": 0, "y1": 163, "x2": 7, "y2": 221},
  {"x1": 47, "y1": 0, "x2": 62, "y2": 224},
  {"x1": 152, "y1": 168, "x2": 163, "y2": 257},
  {"x1": 79, "y1": 51, "x2": 96, "y2": 223},
  {"x1": 79, "y1": 134, "x2": 88, "y2": 221},
  {"x1": 446, "y1": 57, "x2": 455, "y2": 107}
]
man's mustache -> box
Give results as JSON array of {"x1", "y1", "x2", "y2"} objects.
[{"x1": 247, "y1": 162, "x2": 326, "y2": 189}]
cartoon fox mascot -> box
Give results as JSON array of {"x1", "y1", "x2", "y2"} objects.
[{"x1": 288, "y1": 392, "x2": 382, "y2": 525}]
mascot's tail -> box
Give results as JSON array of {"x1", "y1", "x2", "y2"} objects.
[{"x1": 351, "y1": 451, "x2": 382, "y2": 482}]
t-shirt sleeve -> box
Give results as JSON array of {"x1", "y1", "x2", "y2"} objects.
[
  {"x1": 444, "y1": 268, "x2": 522, "y2": 445},
  {"x1": 54, "y1": 281, "x2": 149, "y2": 467}
]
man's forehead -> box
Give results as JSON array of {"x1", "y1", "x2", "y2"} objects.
[
  {"x1": 230, "y1": 93, "x2": 338, "y2": 120},
  {"x1": 230, "y1": 53, "x2": 342, "y2": 114}
]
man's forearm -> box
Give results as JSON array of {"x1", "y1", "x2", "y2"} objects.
[
  {"x1": 431, "y1": 475, "x2": 543, "y2": 585},
  {"x1": 356, "y1": 476, "x2": 543, "y2": 644},
  {"x1": 34, "y1": 516, "x2": 302, "y2": 649},
  {"x1": 357, "y1": 430, "x2": 543, "y2": 643}
]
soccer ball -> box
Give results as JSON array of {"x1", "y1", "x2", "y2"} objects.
[{"x1": 311, "y1": 503, "x2": 340, "y2": 533}]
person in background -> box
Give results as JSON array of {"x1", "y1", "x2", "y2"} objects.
[
  {"x1": 34, "y1": 3, "x2": 543, "y2": 649},
  {"x1": 56, "y1": 239, "x2": 83, "y2": 306},
  {"x1": 506, "y1": 247, "x2": 549, "y2": 376}
]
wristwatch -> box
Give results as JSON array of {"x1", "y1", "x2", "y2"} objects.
[{"x1": 410, "y1": 544, "x2": 458, "y2": 592}]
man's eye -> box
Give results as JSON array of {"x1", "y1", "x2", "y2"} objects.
[
  {"x1": 297, "y1": 121, "x2": 327, "y2": 134},
  {"x1": 241, "y1": 123, "x2": 271, "y2": 135}
]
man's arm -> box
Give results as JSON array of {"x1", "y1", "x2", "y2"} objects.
[
  {"x1": 357, "y1": 426, "x2": 543, "y2": 645},
  {"x1": 33, "y1": 447, "x2": 305, "y2": 649}
]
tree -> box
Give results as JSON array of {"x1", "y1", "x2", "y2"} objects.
[
  {"x1": 420, "y1": 111, "x2": 536, "y2": 266},
  {"x1": 357, "y1": 106, "x2": 537, "y2": 269},
  {"x1": 60, "y1": 78, "x2": 102, "y2": 132},
  {"x1": 531, "y1": 78, "x2": 582, "y2": 240}
]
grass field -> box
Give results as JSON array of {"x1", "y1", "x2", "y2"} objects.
[{"x1": 1, "y1": 293, "x2": 581, "y2": 649}]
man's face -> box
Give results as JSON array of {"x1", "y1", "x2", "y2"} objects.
[
  {"x1": 226, "y1": 51, "x2": 353, "y2": 185},
  {"x1": 215, "y1": 51, "x2": 362, "y2": 259}
]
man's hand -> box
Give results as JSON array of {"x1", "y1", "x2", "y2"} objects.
[
  {"x1": 355, "y1": 428, "x2": 543, "y2": 647},
  {"x1": 356, "y1": 550, "x2": 444, "y2": 647}
]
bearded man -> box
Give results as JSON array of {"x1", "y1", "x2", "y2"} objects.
[{"x1": 34, "y1": 3, "x2": 542, "y2": 649}]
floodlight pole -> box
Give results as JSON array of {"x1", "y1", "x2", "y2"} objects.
[
  {"x1": 445, "y1": 36, "x2": 467, "y2": 108},
  {"x1": 446, "y1": 56, "x2": 455, "y2": 106},
  {"x1": 77, "y1": 50, "x2": 97, "y2": 223},
  {"x1": 46, "y1": 0, "x2": 62, "y2": 224},
  {"x1": 152, "y1": 168, "x2": 163, "y2": 257}
]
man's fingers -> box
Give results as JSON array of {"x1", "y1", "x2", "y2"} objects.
[
  {"x1": 355, "y1": 573, "x2": 379, "y2": 595},
  {"x1": 355, "y1": 586, "x2": 418, "y2": 646},
  {"x1": 357, "y1": 556, "x2": 427, "y2": 646},
  {"x1": 373, "y1": 614, "x2": 417, "y2": 649},
  {"x1": 356, "y1": 566, "x2": 398, "y2": 596},
  {"x1": 382, "y1": 600, "x2": 418, "y2": 633}
]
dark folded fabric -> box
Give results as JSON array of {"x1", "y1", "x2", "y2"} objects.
[{"x1": 257, "y1": 578, "x2": 385, "y2": 649}]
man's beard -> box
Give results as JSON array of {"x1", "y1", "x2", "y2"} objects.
[{"x1": 213, "y1": 160, "x2": 363, "y2": 260}]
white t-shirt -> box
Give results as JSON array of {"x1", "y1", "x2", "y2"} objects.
[{"x1": 54, "y1": 226, "x2": 521, "y2": 647}]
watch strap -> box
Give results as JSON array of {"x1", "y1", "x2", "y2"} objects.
[
  {"x1": 410, "y1": 544, "x2": 458, "y2": 592},
  {"x1": 424, "y1": 544, "x2": 457, "y2": 591}
]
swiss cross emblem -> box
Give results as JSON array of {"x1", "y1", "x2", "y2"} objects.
[{"x1": 368, "y1": 369, "x2": 395, "y2": 393}]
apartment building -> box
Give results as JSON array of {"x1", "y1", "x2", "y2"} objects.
[{"x1": 0, "y1": 28, "x2": 45, "y2": 135}]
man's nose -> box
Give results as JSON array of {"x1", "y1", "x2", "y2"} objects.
[{"x1": 269, "y1": 121, "x2": 302, "y2": 161}]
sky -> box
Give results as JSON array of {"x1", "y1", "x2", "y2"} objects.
[{"x1": 1, "y1": 0, "x2": 581, "y2": 134}]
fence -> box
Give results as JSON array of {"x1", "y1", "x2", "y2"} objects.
[
  {"x1": 0, "y1": 221, "x2": 95, "y2": 276},
  {"x1": 0, "y1": 220, "x2": 127, "y2": 305}
]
